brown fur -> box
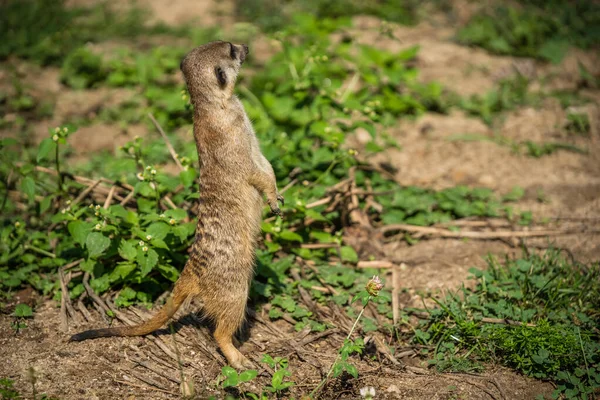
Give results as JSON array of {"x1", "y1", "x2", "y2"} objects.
[{"x1": 69, "y1": 41, "x2": 282, "y2": 369}]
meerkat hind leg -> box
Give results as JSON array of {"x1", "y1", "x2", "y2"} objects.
[{"x1": 209, "y1": 296, "x2": 255, "y2": 370}]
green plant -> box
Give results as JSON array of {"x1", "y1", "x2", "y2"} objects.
[
  {"x1": 0, "y1": 0, "x2": 178, "y2": 66},
  {"x1": 0, "y1": 378, "x2": 20, "y2": 400},
  {"x1": 310, "y1": 276, "x2": 383, "y2": 398},
  {"x1": 218, "y1": 366, "x2": 258, "y2": 389},
  {"x1": 457, "y1": 1, "x2": 600, "y2": 63},
  {"x1": 565, "y1": 112, "x2": 591, "y2": 136},
  {"x1": 417, "y1": 250, "x2": 600, "y2": 399}
]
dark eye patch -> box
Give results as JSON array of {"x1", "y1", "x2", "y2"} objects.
[
  {"x1": 215, "y1": 66, "x2": 227, "y2": 86},
  {"x1": 229, "y1": 42, "x2": 237, "y2": 60}
]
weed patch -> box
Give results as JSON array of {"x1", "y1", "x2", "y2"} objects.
[
  {"x1": 417, "y1": 251, "x2": 600, "y2": 399},
  {"x1": 457, "y1": 1, "x2": 600, "y2": 63}
]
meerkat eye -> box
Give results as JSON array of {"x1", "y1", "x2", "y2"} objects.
[
  {"x1": 229, "y1": 43, "x2": 237, "y2": 60},
  {"x1": 215, "y1": 66, "x2": 227, "y2": 86}
]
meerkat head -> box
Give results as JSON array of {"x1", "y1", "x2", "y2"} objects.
[{"x1": 180, "y1": 41, "x2": 249, "y2": 106}]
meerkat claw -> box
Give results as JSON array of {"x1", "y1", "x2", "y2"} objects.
[{"x1": 277, "y1": 194, "x2": 284, "y2": 206}]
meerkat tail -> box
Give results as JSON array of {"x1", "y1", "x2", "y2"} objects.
[{"x1": 69, "y1": 278, "x2": 191, "y2": 342}]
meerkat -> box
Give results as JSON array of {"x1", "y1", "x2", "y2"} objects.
[{"x1": 69, "y1": 41, "x2": 283, "y2": 369}]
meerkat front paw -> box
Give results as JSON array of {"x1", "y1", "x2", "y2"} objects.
[{"x1": 268, "y1": 193, "x2": 284, "y2": 216}]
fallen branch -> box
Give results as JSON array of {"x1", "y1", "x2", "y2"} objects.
[
  {"x1": 103, "y1": 186, "x2": 116, "y2": 209},
  {"x1": 71, "y1": 179, "x2": 101, "y2": 206},
  {"x1": 306, "y1": 196, "x2": 332, "y2": 209},
  {"x1": 300, "y1": 243, "x2": 340, "y2": 249},
  {"x1": 148, "y1": 113, "x2": 184, "y2": 171},
  {"x1": 379, "y1": 224, "x2": 591, "y2": 239},
  {"x1": 481, "y1": 317, "x2": 536, "y2": 327},
  {"x1": 356, "y1": 260, "x2": 394, "y2": 269}
]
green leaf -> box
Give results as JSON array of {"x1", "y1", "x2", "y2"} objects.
[
  {"x1": 37, "y1": 138, "x2": 56, "y2": 163},
  {"x1": 68, "y1": 221, "x2": 94, "y2": 247},
  {"x1": 221, "y1": 366, "x2": 239, "y2": 388},
  {"x1": 118, "y1": 239, "x2": 137, "y2": 261},
  {"x1": 147, "y1": 222, "x2": 170, "y2": 240},
  {"x1": 13, "y1": 303, "x2": 33, "y2": 318},
  {"x1": 239, "y1": 370, "x2": 258, "y2": 383},
  {"x1": 538, "y1": 40, "x2": 570, "y2": 64},
  {"x1": 20, "y1": 176, "x2": 35, "y2": 201},
  {"x1": 345, "y1": 363, "x2": 358, "y2": 378},
  {"x1": 221, "y1": 365, "x2": 237, "y2": 378},
  {"x1": 86, "y1": 232, "x2": 111, "y2": 258},
  {"x1": 40, "y1": 196, "x2": 52, "y2": 214},
  {"x1": 340, "y1": 246, "x2": 358, "y2": 263},
  {"x1": 179, "y1": 168, "x2": 197, "y2": 187},
  {"x1": 157, "y1": 264, "x2": 180, "y2": 282},
  {"x1": 110, "y1": 263, "x2": 136, "y2": 281},
  {"x1": 279, "y1": 230, "x2": 303, "y2": 242},
  {"x1": 137, "y1": 248, "x2": 158, "y2": 277}
]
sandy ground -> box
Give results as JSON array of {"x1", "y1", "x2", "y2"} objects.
[{"x1": 1, "y1": 1, "x2": 599, "y2": 399}]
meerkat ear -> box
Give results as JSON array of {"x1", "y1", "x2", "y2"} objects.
[{"x1": 215, "y1": 66, "x2": 227, "y2": 87}]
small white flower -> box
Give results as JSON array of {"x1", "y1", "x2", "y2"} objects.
[
  {"x1": 66, "y1": 200, "x2": 71, "y2": 205},
  {"x1": 142, "y1": 246, "x2": 148, "y2": 252},
  {"x1": 14, "y1": 222, "x2": 20, "y2": 227},
  {"x1": 159, "y1": 214, "x2": 166, "y2": 219},
  {"x1": 169, "y1": 218, "x2": 176, "y2": 225},
  {"x1": 146, "y1": 235, "x2": 152, "y2": 240},
  {"x1": 52, "y1": 134, "x2": 59, "y2": 141},
  {"x1": 360, "y1": 386, "x2": 376, "y2": 398},
  {"x1": 61, "y1": 209, "x2": 67, "y2": 214},
  {"x1": 95, "y1": 205, "x2": 101, "y2": 210},
  {"x1": 324, "y1": 126, "x2": 332, "y2": 133},
  {"x1": 95, "y1": 212, "x2": 99, "y2": 216},
  {"x1": 139, "y1": 241, "x2": 145, "y2": 246},
  {"x1": 146, "y1": 166, "x2": 152, "y2": 171},
  {"x1": 54, "y1": 127, "x2": 60, "y2": 133},
  {"x1": 151, "y1": 169, "x2": 157, "y2": 175},
  {"x1": 136, "y1": 172, "x2": 144, "y2": 181},
  {"x1": 273, "y1": 227, "x2": 281, "y2": 233},
  {"x1": 302, "y1": 180, "x2": 309, "y2": 186},
  {"x1": 95, "y1": 223, "x2": 102, "y2": 230},
  {"x1": 89, "y1": 204, "x2": 94, "y2": 209},
  {"x1": 63, "y1": 127, "x2": 69, "y2": 133}
]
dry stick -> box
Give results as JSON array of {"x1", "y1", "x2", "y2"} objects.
[
  {"x1": 163, "y1": 196, "x2": 177, "y2": 209},
  {"x1": 148, "y1": 113, "x2": 184, "y2": 171},
  {"x1": 306, "y1": 196, "x2": 332, "y2": 209},
  {"x1": 357, "y1": 260, "x2": 394, "y2": 269},
  {"x1": 114, "y1": 378, "x2": 176, "y2": 395},
  {"x1": 58, "y1": 268, "x2": 69, "y2": 332},
  {"x1": 280, "y1": 178, "x2": 298, "y2": 194},
  {"x1": 120, "y1": 368, "x2": 175, "y2": 395},
  {"x1": 77, "y1": 295, "x2": 93, "y2": 322},
  {"x1": 300, "y1": 243, "x2": 340, "y2": 249},
  {"x1": 71, "y1": 179, "x2": 102, "y2": 206},
  {"x1": 82, "y1": 273, "x2": 111, "y2": 315},
  {"x1": 297, "y1": 328, "x2": 340, "y2": 347},
  {"x1": 481, "y1": 317, "x2": 536, "y2": 327},
  {"x1": 130, "y1": 357, "x2": 181, "y2": 385},
  {"x1": 58, "y1": 268, "x2": 80, "y2": 331},
  {"x1": 379, "y1": 224, "x2": 587, "y2": 239},
  {"x1": 119, "y1": 190, "x2": 135, "y2": 206},
  {"x1": 63, "y1": 258, "x2": 84, "y2": 271},
  {"x1": 103, "y1": 186, "x2": 116, "y2": 209},
  {"x1": 392, "y1": 265, "x2": 401, "y2": 326}
]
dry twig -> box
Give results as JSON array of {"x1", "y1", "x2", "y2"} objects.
[{"x1": 148, "y1": 113, "x2": 184, "y2": 171}]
